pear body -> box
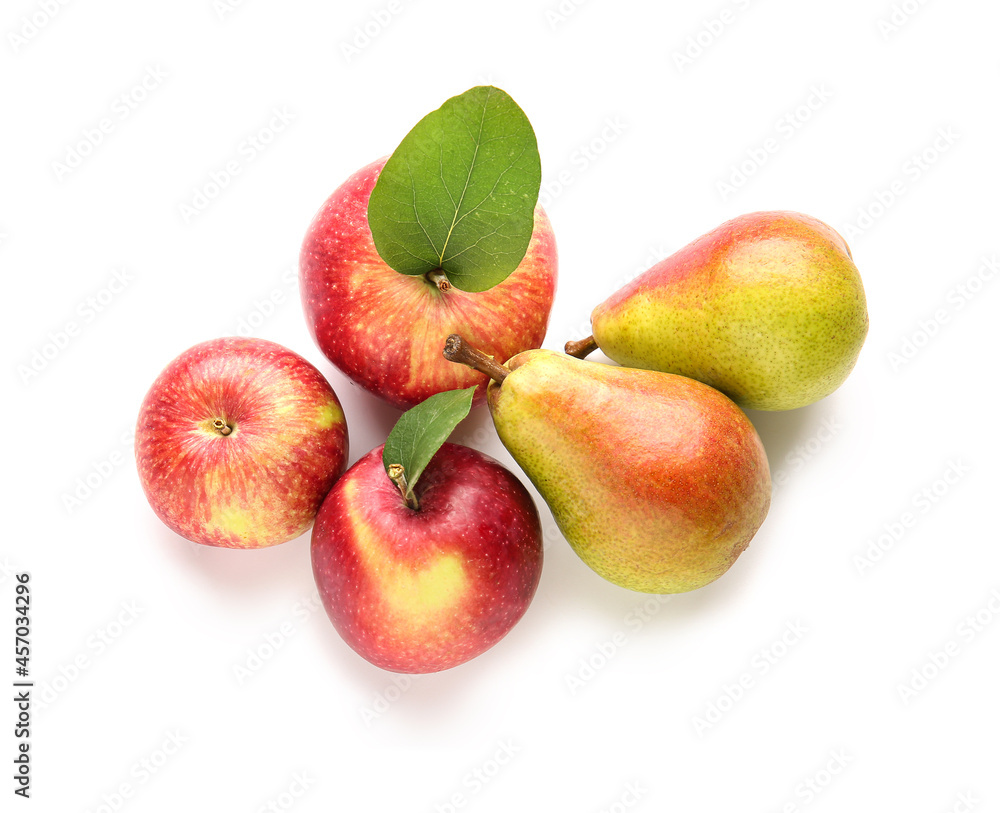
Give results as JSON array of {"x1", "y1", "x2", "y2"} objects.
[
  {"x1": 590, "y1": 211, "x2": 868, "y2": 411},
  {"x1": 487, "y1": 351, "x2": 771, "y2": 593}
]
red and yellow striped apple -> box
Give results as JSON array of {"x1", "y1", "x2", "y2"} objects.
[
  {"x1": 299, "y1": 157, "x2": 558, "y2": 410},
  {"x1": 135, "y1": 337, "x2": 349, "y2": 549},
  {"x1": 310, "y1": 442, "x2": 543, "y2": 673}
]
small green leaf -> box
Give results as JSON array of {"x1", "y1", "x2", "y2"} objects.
[
  {"x1": 367, "y1": 85, "x2": 542, "y2": 293},
  {"x1": 381, "y1": 386, "x2": 476, "y2": 508}
]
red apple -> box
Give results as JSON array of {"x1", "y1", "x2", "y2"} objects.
[
  {"x1": 299, "y1": 157, "x2": 558, "y2": 410},
  {"x1": 135, "y1": 337, "x2": 349, "y2": 549},
  {"x1": 311, "y1": 442, "x2": 543, "y2": 673}
]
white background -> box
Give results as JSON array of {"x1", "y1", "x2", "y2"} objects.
[{"x1": 4, "y1": 0, "x2": 999, "y2": 810}]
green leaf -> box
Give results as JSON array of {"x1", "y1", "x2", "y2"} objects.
[
  {"x1": 367, "y1": 85, "x2": 542, "y2": 293},
  {"x1": 381, "y1": 386, "x2": 476, "y2": 509}
]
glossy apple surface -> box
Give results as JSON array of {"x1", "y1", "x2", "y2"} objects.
[
  {"x1": 135, "y1": 337, "x2": 349, "y2": 549},
  {"x1": 299, "y1": 157, "x2": 558, "y2": 410},
  {"x1": 311, "y1": 442, "x2": 543, "y2": 673}
]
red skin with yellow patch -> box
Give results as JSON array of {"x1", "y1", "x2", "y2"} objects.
[
  {"x1": 299, "y1": 157, "x2": 558, "y2": 410},
  {"x1": 135, "y1": 337, "x2": 349, "y2": 549},
  {"x1": 311, "y1": 442, "x2": 543, "y2": 674}
]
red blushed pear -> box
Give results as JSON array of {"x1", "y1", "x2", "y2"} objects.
[
  {"x1": 310, "y1": 443, "x2": 543, "y2": 674},
  {"x1": 445, "y1": 335, "x2": 771, "y2": 594},
  {"x1": 299, "y1": 157, "x2": 558, "y2": 410},
  {"x1": 566, "y1": 211, "x2": 868, "y2": 411},
  {"x1": 135, "y1": 337, "x2": 349, "y2": 549}
]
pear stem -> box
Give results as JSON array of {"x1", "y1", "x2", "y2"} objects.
[
  {"x1": 564, "y1": 335, "x2": 598, "y2": 359},
  {"x1": 425, "y1": 269, "x2": 451, "y2": 292},
  {"x1": 443, "y1": 334, "x2": 508, "y2": 384},
  {"x1": 387, "y1": 464, "x2": 419, "y2": 511}
]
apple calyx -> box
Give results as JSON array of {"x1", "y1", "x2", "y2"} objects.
[
  {"x1": 211, "y1": 418, "x2": 233, "y2": 436},
  {"x1": 387, "y1": 463, "x2": 420, "y2": 511},
  {"x1": 425, "y1": 269, "x2": 451, "y2": 292},
  {"x1": 443, "y1": 334, "x2": 508, "y2": 384},
  {"x1": 564, "y1": 335, "x2": 598, "y2": 359}
]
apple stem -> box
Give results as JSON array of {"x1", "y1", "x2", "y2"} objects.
[
  {"x1": 212, "y1": 418, "x2": 233, "y2": 436},
  {"x1": 564, "y1": 335, "x2": 598, "y2": 359},
  {"x1": 443, "y1": 335, "x2": 508, "y2": 384},
  {"x1": 425, "y1": 269, "x2": 451, "y2": 292},
  {"x1": 387, "y1": 464, "x2": 420, "y2": 511}
]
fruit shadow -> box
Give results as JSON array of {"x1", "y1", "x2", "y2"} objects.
[
  {"x1": 339, "y1": 389, "x2": 408, "y2": 465},
  {"x1": 308, "y1": 593, "x2": 543, "y2": 740},
  {"x1": 151, "y1": 515, "x2": 316, "y2": 604},
  {"x1": 540, "y1": 517, "x2": 736, "y2": 625},
  {"x1": 744, "y1": 400, "x2": 833, "y2": 498}
]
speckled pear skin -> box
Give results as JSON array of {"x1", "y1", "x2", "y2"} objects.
[
  {"x1": 590, "y1": 212, "x2": 869, "y2": 411},
  {"x1": 486, "y1": 350, "x2": 771, "y2": 594}
]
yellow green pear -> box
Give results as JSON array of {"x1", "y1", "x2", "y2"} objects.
[
  {"x1": 566, "y1": 211, "x2": 869, "y2": 411},
  {"x1": 444, "y1": 336, "x2": 771, "y2": 594}
]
